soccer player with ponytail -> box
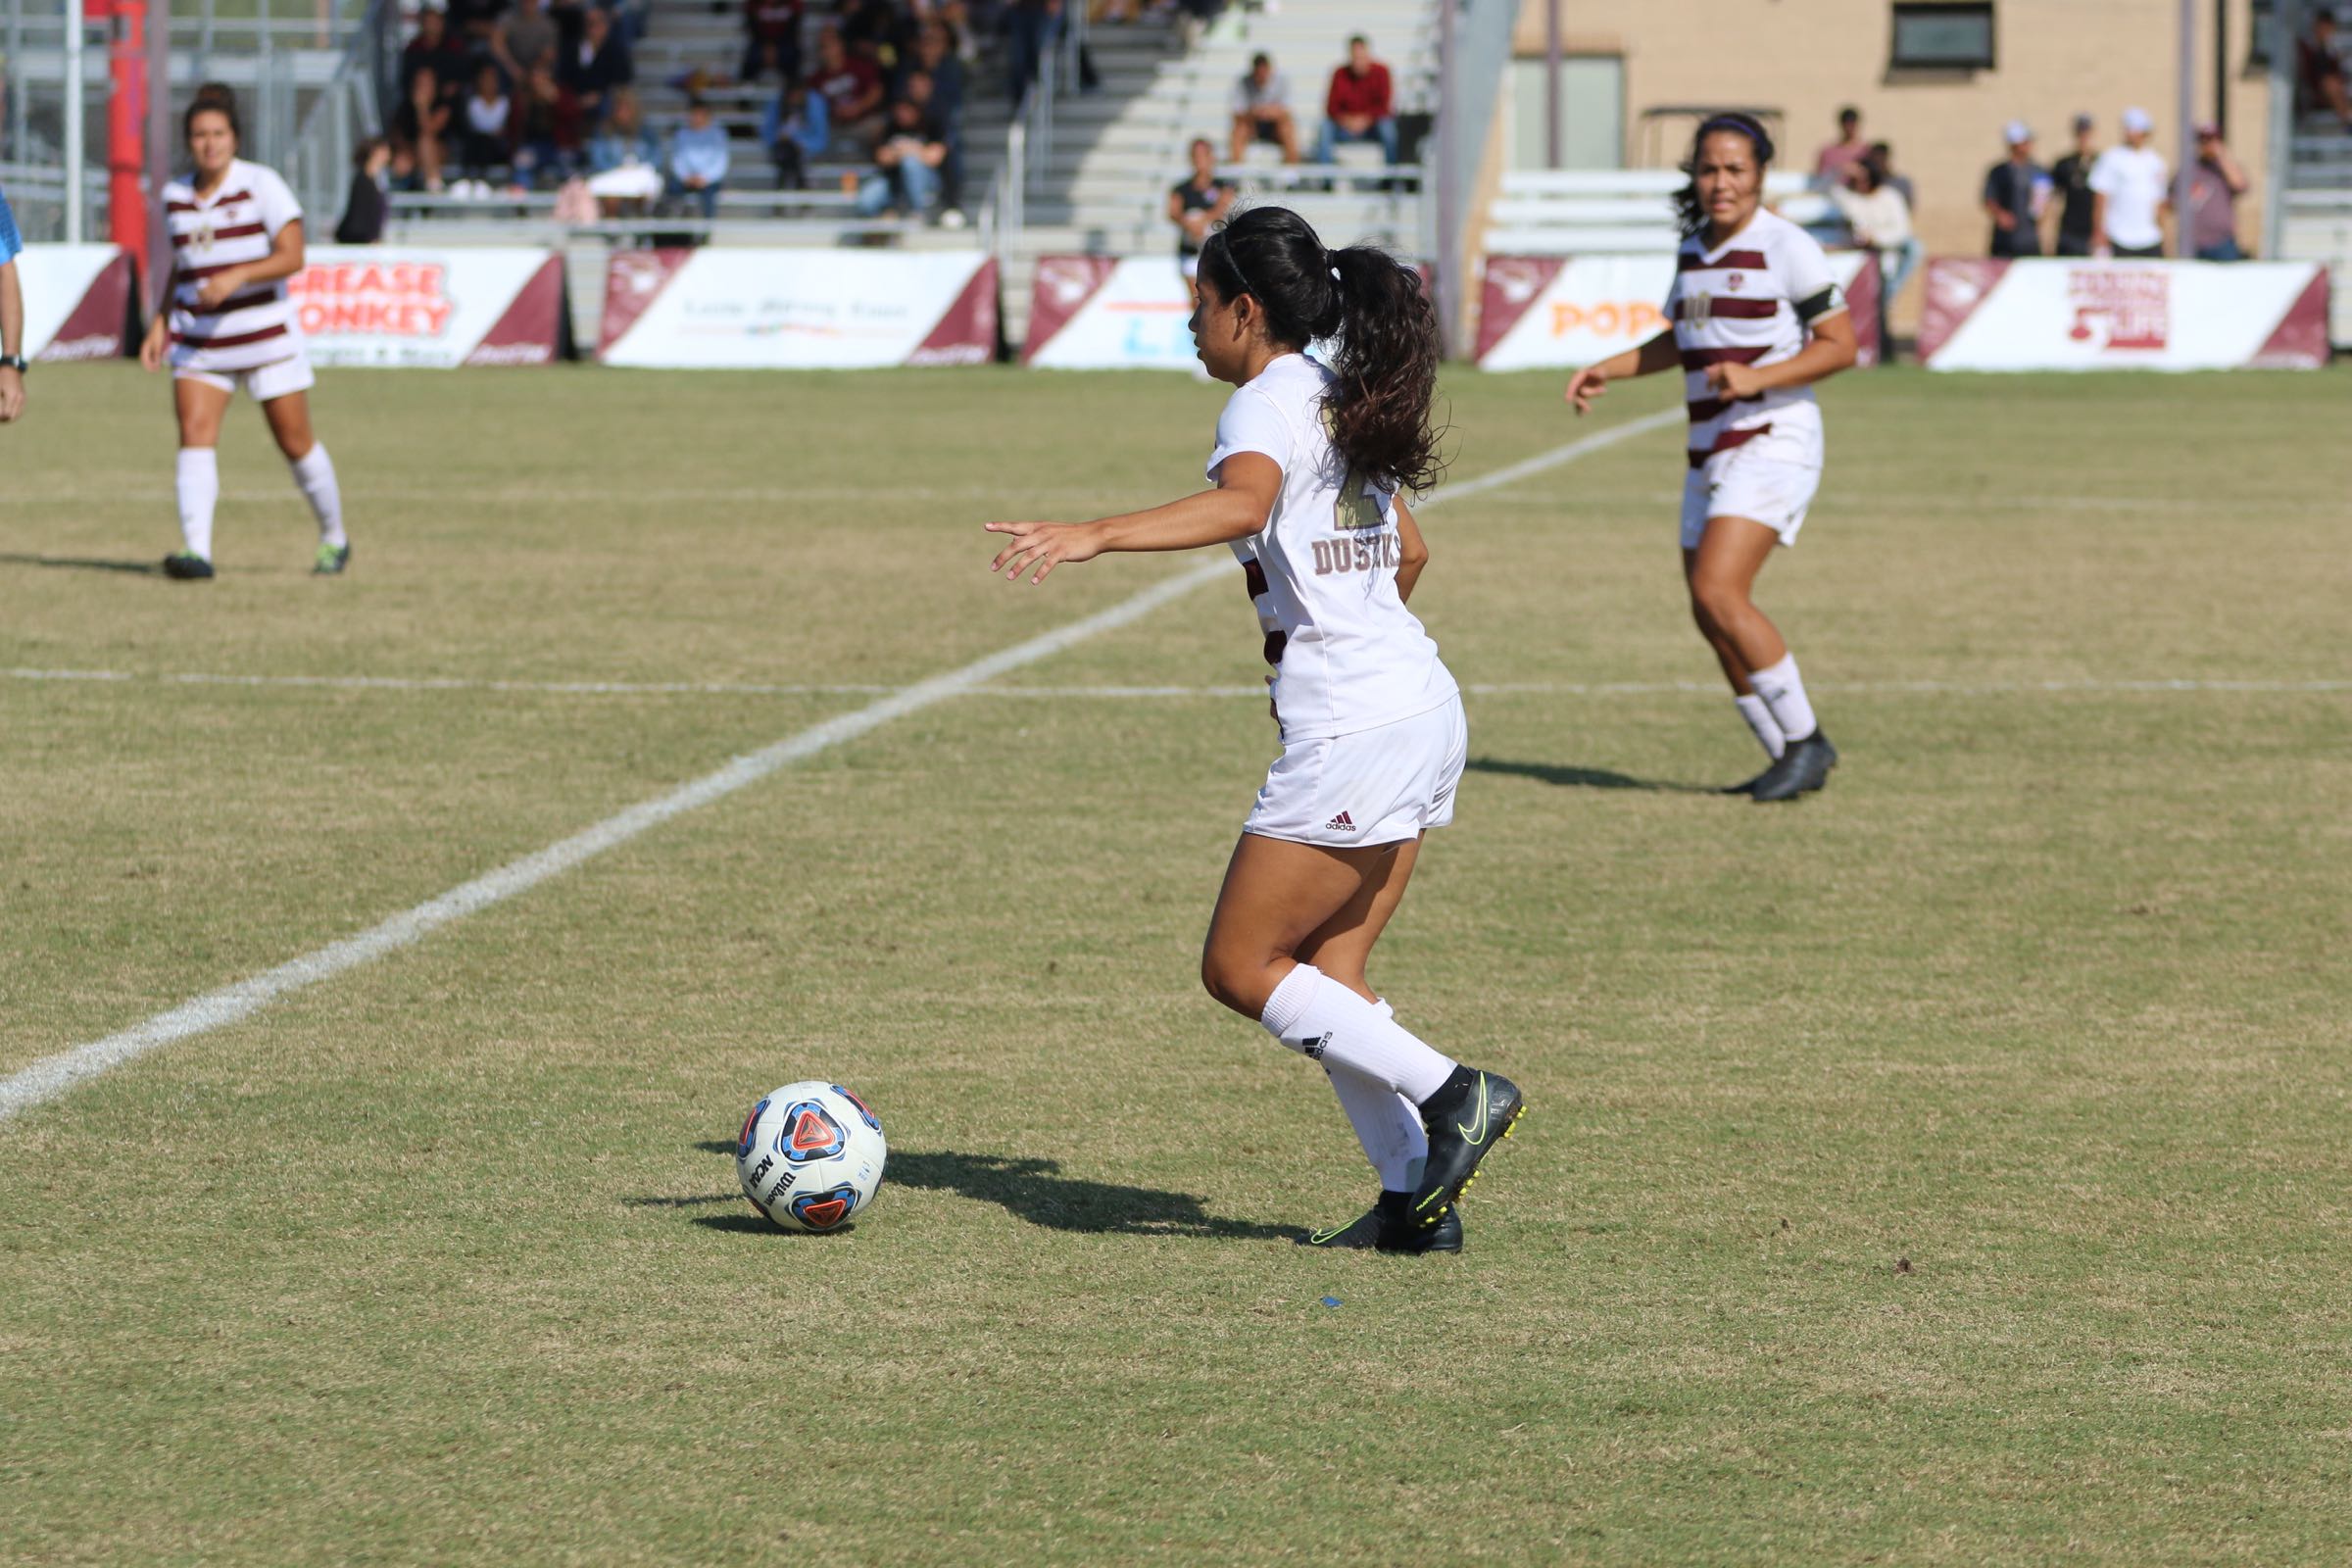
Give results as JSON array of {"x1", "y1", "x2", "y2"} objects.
[
  {"x1": 1565, "y1": 112, "x2": 1857, "y2": 800},
  {"x1": 986, "y1": 206, "x2": 1522, "y2": 1253}
]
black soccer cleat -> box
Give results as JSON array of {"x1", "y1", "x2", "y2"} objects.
[
  {"x1": 1407, "y1": 1066, "x2": 1526, "y2": 1229},
  {"x1": 163, "y1": 551, "x2": 215, "y2": 580},
  {"x1": 1748, "y1": 730, "x2": 1838, "y2": 803},
  {"x1": 1300, "y1": 1192, "x2": 1464, "y2": 1253}
]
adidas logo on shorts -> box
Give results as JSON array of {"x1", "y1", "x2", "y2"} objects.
[{"x1": 1324, "y1": 810, "x2": 1356, "y2": 832}]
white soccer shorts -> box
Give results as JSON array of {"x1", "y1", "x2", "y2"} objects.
[
  {"x1": 1244, "y1": 695, "x2": 1467, "y2": 849},
  {"x1": 1681, "y1": 426, "x2": 1822, "y2": 550},
  {"x1": 173, "y1": 353, "x2": 316, "y2": 404}
]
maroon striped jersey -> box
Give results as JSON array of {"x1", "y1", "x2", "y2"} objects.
[
  {"x1": 164, "y1": 159, "x2": 304, "y2": 375},
  {"x1": 1665, "y1": 208, "x2": 1845, "y2": 465}
]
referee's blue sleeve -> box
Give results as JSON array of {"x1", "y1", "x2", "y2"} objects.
[{"x1": 0, "y1": 188, "x2": 21, "y2": 266}]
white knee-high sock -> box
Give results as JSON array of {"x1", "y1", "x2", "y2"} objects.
[
  {"x1": 1326, "y1": 998, "x2": 1427, "y2": 1189},
  {"x1": 1748, "y1": 653, "x2": 1818, "y2": 743},
  {"x1": 175, "y1": 448, "x2": 219, "y2": 561},
  {"x1": 1734, "y1": 694, "x2": 1787, "y2": 760},
  {"x1": 289, "y1": 443, "x2": 346, "y2": 547},
  {"x1": 1260, "y1": 963, "x2": 1455, "y2": 1104}
]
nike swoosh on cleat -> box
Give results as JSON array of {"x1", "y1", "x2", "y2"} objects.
[
  {"x1": 1455, "y1": 1074, "x2": 1490, "y2": 1145},
  {"x1": 1308, "y1": 1225, "x2": 1350, "y2": 1245}
]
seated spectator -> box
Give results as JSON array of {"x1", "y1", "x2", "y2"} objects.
[
  {"x1": 563, "y1": 4, "x2": 634, "y2": 126},
  {"x1": 840, "y1": 0, "x2": 909, "y2": 67},
  {"x1": 446, "y1": 0, "x2": 507, "y2": 58},
  {"x1": 1982, "y1": 122, "x2": 2048, "y2": 258},
  {"x1": 334, "y1": 137, "x2": 391, "y2": 244},
  {"x1": 514, "y1": 66, "x2": 585, "y2": 186},
  {"x1": 856, "y1": 96, "x2": 949, "y2": 218},
  {"x1": 586, "y1": 84, "x2": 663, "y2": 213},
  {"x1": 395, "y1": 8, "x2": 466, "y2": 192},
  {"x1": 1230, "y1": 53, "x2": 1298, "y2": 165},
  {"x1": 494, "y1": 0, "x2": 560, "y2": 84},
  {"x1": 2185, "y1": 122, "x2": 2250, "y2": 260},
  {"x1": 458, "y1": 62, "x2": 515, "y2": 185},
  {"x1": 762, "y1": 81, "x2": 829, "y2": 189},
  {"x1": 809, "y1": 25, "x2": 887, "y2": 146},
  {"x1": 1167, "y1": 136, "x2": 1235, "y2": 297},
  {"x1": 1315, "y1": 36, "x2": 1395, "y2": 165},
  {"x1": 742, "y1": 0, "x2": 805, "y2": 84},
  {"x1": 2297, "y1": 11, "x2": 2352, "y2": 129},
  {"x1": 896, "y1": 71, "x2": 963, "y2": 212},
  {"x1": 667, "y1": 97, "x2": 731, "y2": 219},
  {"x1": 900, "y1": 21, "x2": 966, "y2": 131}
]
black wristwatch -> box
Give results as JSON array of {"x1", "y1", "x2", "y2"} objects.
[{"x1": 0, "y1": 355, "x2": 26, "y2": 373}]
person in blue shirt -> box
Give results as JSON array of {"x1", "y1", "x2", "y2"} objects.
[
  {"x1": 761, "y1": 82, "x2": 828, "y2": 190},
  {"x1": 667, "y1": 98, "x2": 730, "y2": 219},
  {"x1": 0, "y1": 185, "x2": 25, "y2": 421}
]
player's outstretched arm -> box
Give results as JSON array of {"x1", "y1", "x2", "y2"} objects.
[
  {"x1": 1564, "y1": 328, "x2": 1679, "y2": 415},
  {"x1": 986, "y1": 453, "x2": 1282, "y2": 586}
]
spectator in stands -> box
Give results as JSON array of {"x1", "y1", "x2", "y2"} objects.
[
  {"x1": 564, "y1": 3, "x2": 634, "y2": 126},
  {"x1": 1983, "y1": 121, "x2": 2048, "y2": 257},
  {"x1": 2297, "y1": 11, "x2": 2352, "y2": 129},
  {"x1": 397, "y1": 8, "x2": 466, "y2": 192},
  {"x1": 1167, "y1": 136, "x2": 1235, "y2": 297},
  {"x1": 1230, "y1": 53, "x2": 1299, "y2": 165},
  {"x1": 668, "y1": 97, "x2": 731, "y2": 219},
  {"x1": 1815, "y1": 105, "x2": 1867, "y2": 184},
  {"x1": 2090, "y1": 107, "x2": 2170, "y2": 257},
  {"x1": 1315, "y1": 35, "x2": 1396, "y2": 166},
  {"x1": 1005, "y1": 0, "x2": 1063, "y2": 105},
  {"x1": 587, "y1": 85, "x2": 663, "y2": 213},
  {"x1": 447, "y1": 0, "x2": 507, "y2": 60},
  {"x1": 2185, "y1": 122, "x2": 2250, "y2": 260},
  {"x1": 742, "y1": 0, "x2": 806, "y2": 85},
  {"x1": 811, "y1": 25, "x2": 888, "y2": 146},
  {"x1": 842, "y1": 0, "x2": 910, "y2": 68},
  {"x1": 764, "y1": 81, "x2": 830, "y2": 189},
  {"x1": 2046, "y1": 113, "x2": 2099, "y2": 256},
  {"x1": 1862, "y1": 140, "x2": 1923, "y2": 300},
  {"x1": 1830, "y1": 158, "x2": 1908, "y2": 351},
  {"x1": 494, "y1": 0, "x2": 560, "y2": 84},
  {"x1": 334, "y1": 138, "x2": 391, "y2": 244},
  {"x1": 898, "y1": 71, "x2": 965, "y2": 216},
  {"x1": 903, "y1": 21, "x2": 966, "y2": 130},
  {"x1": 856, "y1": 94, "x2": 950, "y2": 218},
  {"x1": 459, "y1": 62, "x2": 516, "y2": 185},
  {"x1": 514, "y1": 65, "x2": 585, "y2": 185}
]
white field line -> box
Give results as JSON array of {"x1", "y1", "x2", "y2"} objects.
[
  {"x1": 0, "y1": 406, "x2": 1682, "y2": 1125},
  {"x1": 13, "y1": 668, "x2": 2346, "y2": 703}
]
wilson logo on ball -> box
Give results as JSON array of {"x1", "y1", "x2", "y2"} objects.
[
  {"x1": 833, "y1": 1085, "x2": 883, "y2": 1133},
  {"x1": 775, "y1": 1101, "x2": 847, "y2": 1163},
  {"x1": 789, "y1": 1184, "x2": 858, "y2": 1230}
]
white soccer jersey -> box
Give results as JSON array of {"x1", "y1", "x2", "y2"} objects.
[
  {"x1": 164, "y1": 158, "x2": 304, "y2": 375},
  {"x1": 1665, "y1": 208, "x2": 1846, "y2": 468},
  {"x1": 1205, "y1": 353, "x2": 1458, "y2": 742}
]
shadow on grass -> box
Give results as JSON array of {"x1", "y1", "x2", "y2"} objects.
[
  {"x1": 1467, "y1": 756, "x2": 1716, "y2": 795},
  {"x1": 678, "y1": 1140, "x2": 1292, "y2": 1242},
  {"x1": 0, "y1": 552, "x2": 163, "y2": 576}
]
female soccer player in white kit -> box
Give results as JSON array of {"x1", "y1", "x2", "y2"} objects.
[
  {"x1": 140, "y1": 87, "x2": 350, "y2": 580},
  {"x1": 1565, "y1": 114, "x2": 1857, "y2": 801},
  {"x1": 987, "y1": 207, "x2": 1523, "y2": 1253}
]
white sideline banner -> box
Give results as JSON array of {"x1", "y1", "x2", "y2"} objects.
[
  {"x1": 1475, "y1": 252, "x2": 1880, "y2": 370},
  {"x1": 1917, "y1": 258, "x2": 2331, "y2": 370},
  {"x1": 16, "y1": 245, "x2": 133, "y2": 361},
  {"x1": 290, "y1": 247, "x2": 566, "y2": 368},
  {"x1": 598, "y1": 249, "x2": 998, "y2": 368},
  {"x1": 1022, "y1": 256, "x2": 1199, "y2": 370}
]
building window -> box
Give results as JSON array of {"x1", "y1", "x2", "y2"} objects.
[{"x1": 1889, "y1": 2, "x2": 1996, "y2": 71}]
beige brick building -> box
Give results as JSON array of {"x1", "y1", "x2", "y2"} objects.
[{"x1": 1498, "y1": 0, "x2": 2276, "y2": 323}]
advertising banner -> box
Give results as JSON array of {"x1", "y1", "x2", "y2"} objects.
[
  {"x1": 598, "y1": 249, "x2": 998, "y2": 368},
  {"x1": 1022, "y1": 255, "x2": 1196, "y2": 369},
  {"x1": 1474, "y1": 252, "x2": 1882, "y2": 370},
  {"x1": 1917, "y1": 257, "x2": 2330, "y2": 370},
  {"x1": 290, "y1": 247, "x2": 565, "y2": 368},
  {"x1": 19, "y1": 245, "x2": 134, "y2": 362}
]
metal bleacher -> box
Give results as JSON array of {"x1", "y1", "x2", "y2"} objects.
[{"x1": 1480, "y1": 169, "x2": 1813, "y2": 258}]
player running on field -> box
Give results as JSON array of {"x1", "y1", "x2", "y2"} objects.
[
  {"x1": 985, "y1": 206, "x2": 1523, "y2": 1254},
  {"x1": 1564, "y1": 113, "x2": 1857, "y2": 801},
  {"x1": 140, "y1": 85, "x2": 351, "y2": 580}
]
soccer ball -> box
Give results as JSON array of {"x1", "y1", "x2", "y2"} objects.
[{"x1": 734, "y1": 1081, "x2": 888, "y2": 1233}]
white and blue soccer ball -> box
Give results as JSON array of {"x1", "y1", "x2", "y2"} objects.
[{"x1": 734, "y1": 1081, "x2": 888, "y2": 1233}]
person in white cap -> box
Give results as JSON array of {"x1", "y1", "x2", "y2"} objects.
[
  {"x1": 2089, "y1": 107, "x2": 2170, "y2": 258},
  {"x1": 1983, "y1": 121, "x2": 2049, "y2": 258}
]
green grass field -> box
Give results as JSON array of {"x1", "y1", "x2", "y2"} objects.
[{"x1": 4, "y1": 362, "x2": 2348, "y2": 1566}]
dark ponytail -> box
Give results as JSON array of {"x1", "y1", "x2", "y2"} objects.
[
  {"x1": 1673, "y1": 112, "x2": 1774, "y2": 235},
  {"x1": 1198, "y1": 204, "x2": 1445, "y2": 496}
]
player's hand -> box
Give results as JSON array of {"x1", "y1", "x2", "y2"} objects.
[
  {"x1": 0, "y1": 368, "x2": 23, "y2": 422},
  {"x1": 1563, "y1": 365, "x2": 1608, "y2": 416},
  {"x1": 194, "y1": 270, "x2": 247, "y2": 309},
  {"x1": 1705, "y1": 361, "x2": 1765, "y2": 400},
  {"x1": 138, "y1": 323, "x2": 169, "y2": 372},
  {"x1": 985, "y1": 520, "x2": 1102, "y2": 585}
]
